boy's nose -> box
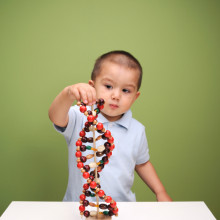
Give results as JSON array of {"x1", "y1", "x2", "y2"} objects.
[{"x1": 111, "y1": 89, "x2": 120, "y2": 100}]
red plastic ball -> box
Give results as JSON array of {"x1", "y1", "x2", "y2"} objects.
[
  {"x1": 107, "y1": 152, "x2": 112, "y2": 158},
  {"x1": 113, "y1": 207, "x2": 118, "y2": 214},
  {"x1": 80, "y1": 106, "x2": 87, "y2": 113},
  {"x1": 83, "y1": 172, "x2": 90, "y2": 179},
  {"x1": 87, "y1": 115, "x2": 94, "y2": 122},
  {"x1": 77, "y1": 162, "x2": 84, "y2": 169},
  {"x1": 76, "y1": 140, "x2": 82, "y2": 146},
  {"x1": 104, "y1": 130, "x2": 111, "y2": 138},
  {"x1": 80, "y1": 194, "x2": 86, "y2": 201},
  {"x1": 108, "y1": 137, "x2": 114, "y2": 143},
  {"x1": 97, "y1": 104, "x2": 104, "y2": 110},
  {"x1": 90, "y1": 181, "x2": 97, "y2": 189},
  {"x1": 109, "y1": 144, "x2": 115, "y2": 151},
  {"x1": 98, "y1": 190, "x2": 105, "y2": 197},
  {"x1": 83, "y1": 183, "x2": 89, "y2": 190},
  {"x1": 79, "y1": 205, "x2": 85, "y2": 212},
  {"x1": 75, "y1": 151, "x2": 82, "y2": 158},
  {"x1": 79, "y1": 130, "x2": 86, "y2": 137},
  {"x1": 96, "y1": 123, "x2": 103, "y2": 130},
  {"x1": 110, "y1": 200, "x2": 117, "y2": 208},
  {"x1": 105, "y1": 196, "x2": 112, "y2": 203}
]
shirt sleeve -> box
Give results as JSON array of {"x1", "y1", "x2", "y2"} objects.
[
  {"x1": 53, "y1": 105, "x2": 79, "y2": 145},
  {"x1": 136, "y1": 127, "x2": 150, "y2": 165}
]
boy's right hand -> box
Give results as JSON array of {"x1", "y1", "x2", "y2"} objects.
[
  {"x1": 48, "y1": 83, "x2": 97, "y2": 127},
  {"x1": 67, "y1": 83, "x2": 97, "y2": 106}
]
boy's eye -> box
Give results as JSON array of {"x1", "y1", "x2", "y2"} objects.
[
  {"x1": 122, "y1": 89, "x2": 130, "y2": 93},
  {"x1": 105, "y1": 85, "x2": 112, "y2": 89}
]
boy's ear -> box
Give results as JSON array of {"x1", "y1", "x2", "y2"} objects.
[
  {"x1": 88, "y1": 80, "x2": 95, "y2": 87},
  {"x1": 135, "y1": 91, "x2": 141, "y2": 101}
]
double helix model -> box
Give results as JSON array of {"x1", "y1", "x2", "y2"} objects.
[{"x1": 76, "y1": 99, "x2": 119, "y2": 218}]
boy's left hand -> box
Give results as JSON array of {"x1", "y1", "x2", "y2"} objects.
[
  {"x1": 156, "y1": 191, "x2": 172, "y2": 201},
  {"x1": 135, "y1": 161, "x2": 172, "y2": 202}
]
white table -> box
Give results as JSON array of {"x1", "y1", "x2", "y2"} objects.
[{"x1": 0, "y1": 201, "x2": 216, "y2": 220}]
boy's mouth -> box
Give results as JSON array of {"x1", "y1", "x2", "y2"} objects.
[{"x1": 109, "y1": 104, "x2": 119, "y2": 109}]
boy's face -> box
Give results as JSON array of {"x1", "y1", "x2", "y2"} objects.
[{"x1": 89, "y1": 61, "x2": 140, "y2": 122}]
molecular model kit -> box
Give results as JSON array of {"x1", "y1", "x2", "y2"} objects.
[{"x1": 76, "y1": 99, "x2": 118, "y2": 219}]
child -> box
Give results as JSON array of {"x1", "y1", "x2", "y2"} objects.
[{"x1": 48, "y1": 50, "x2": 172, "y2": 202}]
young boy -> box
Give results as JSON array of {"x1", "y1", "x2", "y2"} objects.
[{"x1": 48, "y1": 50, "x2": 172, "y2": 202}]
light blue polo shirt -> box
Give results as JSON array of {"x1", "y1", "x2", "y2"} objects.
[{"x1": 54, "y1": 105, "x2": 150, "y2": 202}]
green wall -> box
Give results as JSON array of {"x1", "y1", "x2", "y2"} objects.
[{"x1": 0, "y1": 0, "x2": 219, "y2": 218}]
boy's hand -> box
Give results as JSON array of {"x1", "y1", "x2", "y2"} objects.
[
  {"x1": 156, "y1": 191, "x2": 172, "y2": 201},
  {"x1": 48, "y1": 83, "x2": 97, "y2": 127},
  {"x1": 135, "y1": 161, "x2": 172, "y2": 202},
  {"x1": 67, "y1": 83, "x2": 96, "y2": 106}
]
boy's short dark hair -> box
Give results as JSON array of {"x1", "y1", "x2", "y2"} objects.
[{"x1": 91, "y1": 50, "x2": 143, "y2": 90}]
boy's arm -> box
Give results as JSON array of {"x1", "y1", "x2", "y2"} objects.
[
  {"x1": 135, "y1": 161, "x2": 172, "y2": 201},
  {"x1": 48, "y1": 83, "x2": 96, "y2": 127}
]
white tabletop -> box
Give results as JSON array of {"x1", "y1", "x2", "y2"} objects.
[{"x1": 0, "y1": 201, "x2": 216, "y2": 220}]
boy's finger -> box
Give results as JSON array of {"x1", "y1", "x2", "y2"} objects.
[
  {"x1": 91, "y1": 88, "x2": 97, "y2": 104},
  {"x1": 88, "y1": 82, "x2": 96, "y2": 104},
  {"x1": 79, "y1": 89, "x2": 88, "y2": 104},
  {"x1": 88, "y1": 87, "x2": 96, "y2": 105},
  {"x1": 86, "y1": 89, "x2": 93, "y2": 106},
  {"x1": 70, "y1": 86, "x2": 80, "y2": 101}
]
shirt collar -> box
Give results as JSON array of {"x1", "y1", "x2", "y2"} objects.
[{"x1": 98, "y1": 109, "x2": 132, "y2": 130}]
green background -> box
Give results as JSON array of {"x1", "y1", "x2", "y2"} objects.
[{"x1": 0, "y1": 0, "x2": 219, "y2": 218}]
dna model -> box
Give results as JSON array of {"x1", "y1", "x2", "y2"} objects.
[{"x1": 76, "y1": 99, "x2": 118, "y2": 218}]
